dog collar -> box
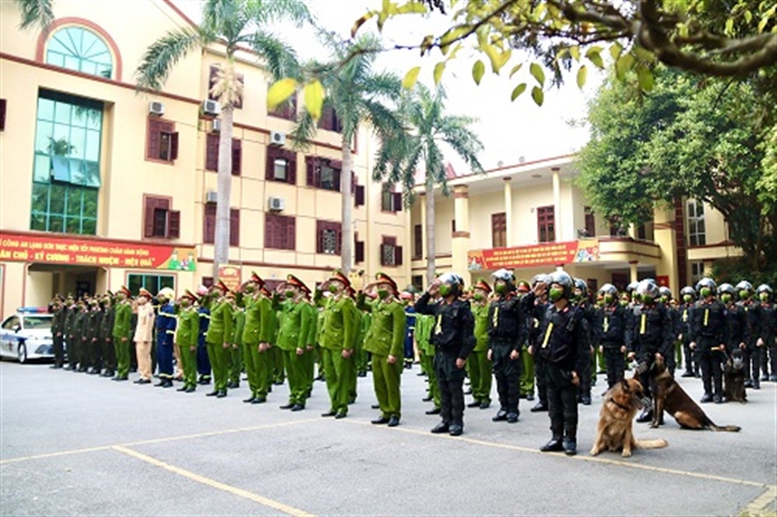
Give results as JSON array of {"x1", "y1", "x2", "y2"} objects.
[{"x1": 607, "y1": 397, "x2": 633, "y2": 412}]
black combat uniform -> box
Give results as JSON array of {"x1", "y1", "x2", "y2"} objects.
[
  {"x1": 487, "y1": 292, "x2": 526, "y2": 422},
  {"x1": 576, "y1": 299, "x2": 595, "y2": 404},
  {"x1": 415, "y1": 292, "x2": 475, "y2": 435},
  {"x1": 51, "y1": 303, "x2": 66, "y2": 368},
  {"x1": 593, "y1": 302, "x2": 629, "y2": 389},
  {"x1": 689, "y1": 299, "x2": 727, "y2": 402},
  {"x1": 99, "y1": 302, "x2": 116, "y2": 377},
  {"x1": 526, "y1": 297, "x2": 549, "y2": 411},
  {"x1": 677, "y1": 302, "x2": 696, "y2": 377},
  {"x1": 739, "y1": 300, "x2": 761, "y2": 388},
  {"x1": 64, "y1": 304, "x2": 78, "y2": 370},
  {"x1": 86, "y1": 304, "x2": 103, "y2": 374},
  {"x1": 759, "y1": 302, "x2": 776, "y2": 381},
  {"x1": 628, "y1": 300, "x2": 674, "y2": 402}
]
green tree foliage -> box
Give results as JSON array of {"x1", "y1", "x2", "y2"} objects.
[
  {"x1": 12, "y1": 0, "x2": 54, "y2": 32},
  {"x1": 578, "y1": 68, "x2": 776, "y2": 271}
]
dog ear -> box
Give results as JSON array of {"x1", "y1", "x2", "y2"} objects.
[{"x1": 621, "y1": 378, "x2": 630, "y2": 391}]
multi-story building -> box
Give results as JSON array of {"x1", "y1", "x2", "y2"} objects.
[
  {"x1": 410, "y1": 155, "x2": 741, "y2": 293},
  {"x1": 0, "y1": 0, "x2": 410, "y2": 315}
]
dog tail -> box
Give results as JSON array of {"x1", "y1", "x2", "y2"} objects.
[
  {"x1": 709, "y1": 424, "x2": 741, "y2": 432},
  {"x1": 635, "y1": 439, "x2": 668, "y2": 449}
]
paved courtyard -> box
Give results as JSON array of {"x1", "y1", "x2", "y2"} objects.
[{"x1": 1, "y1": 360, "x2": 775, "y2": 516}]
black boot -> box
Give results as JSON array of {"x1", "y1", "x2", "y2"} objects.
[
  {"x1": 636, "y1": 408, "x2": 653, "y2": 423},
  {"x1": 540, "y1": 436, "x2": 564, "y2": 452},
  {"x1": 492, "y1": 408, "x2": 508, "y2": 422},
  {"x1": 563, "y1": 429, "x2": 577, "y2": 456},
  {"x1": 530, "y1": 401, "x2": 548, "y2": 412}
]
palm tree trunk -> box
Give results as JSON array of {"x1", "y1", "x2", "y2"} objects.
[
  {"x1": 425, "y1": 175, "x2": 435, "y2": 285},
  {"x1": 213, "y1": 104, "x2": 233, "y2": 279},
  {"x1": 340, "y1": 133, "x2": 353, "y2": 275}
]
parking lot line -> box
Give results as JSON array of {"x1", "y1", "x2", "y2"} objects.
[
  {"x1": 340, "y1": 419, "x2": 774, "y2": 490},
  {"x1": 744, "y1": 485, "x2": 777, "y2": 516},
  {"x1": 0, "y1": 417, "x2": 319, "y2": 465},
  {"x1": 113, "y1": 445, "x2": 315, "y2": 517}
]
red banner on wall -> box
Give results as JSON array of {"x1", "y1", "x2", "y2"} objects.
[
  {"x1": 0, "y1": 232, "x2": 196, "y2": 271},
  {"x1": 468, "y1": 240, "x2": 599, "y2": 271},
  {"x1": 218, "y1": 266, "x2": 241, "y2": 292}
]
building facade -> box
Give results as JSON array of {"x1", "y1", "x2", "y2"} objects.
[
  {"x1": 0, "y1": 0, "x2": 410, "y2": 315},
  {"x1": 410, "y1": 155, "x2": 741, "y2": 293}
]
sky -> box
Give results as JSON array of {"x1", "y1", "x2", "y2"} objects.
[{"x1": 173, "y1": 0, "x2": 603, "y2": 172}]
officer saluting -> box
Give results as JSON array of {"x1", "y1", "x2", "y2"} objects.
[{"x1": 415, "y1": 273, "x2": 475, "y2": 437}]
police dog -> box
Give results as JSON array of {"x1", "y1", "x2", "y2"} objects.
[
  {"x1": 651, "y1": 355, "x2": 741, "y2": 432},
  {"x1": 724, "y1": 349, "x2": 747, "y2": 403},
  {"x1": 590, "y1": 377, "x2": 668, "y2": 458}
]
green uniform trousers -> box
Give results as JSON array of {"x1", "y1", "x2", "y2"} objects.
[
  {"x1": 421, "y1": 351, "x2": 440, "y2": 409},
  {"x1": 207, "y1": 343, "x2": 229, "y2": 392},
  {"x1": 114, "y1": 338, "x2": 131, "y2": 378},
  {"x1": 283, "y1": 349, "x2": 308, "y2": 405},
  {"x1": 372, "y1": 354, "x2": 402, "y2": 419},
  {"x1": 467, "y1": 350, "x2": 492, "y2": 404},
  {"x1": 243, "y1": 343, "x2": 265, "y2": 398},
  {"x1": 180, "y1": 344, "x2": 197, "y2": 389},
  {"x1": 322, "y1": 349, "x2": 353, "y2": 414},
  {"x1": 520, "y1": 344, "x2": 535, "y2": 396},
  {"x1": 271, "y1": 347, "x2": 285, "y2": 383},
  {"x1": 229, "y1": 345, "x2": 243, "y2": 385}
]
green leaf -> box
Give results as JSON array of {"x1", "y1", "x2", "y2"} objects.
[
  {"x1": 472, "y1": 60, "x2": 485, "y2": 85},
  {"x1": 531, "y1": 86, "x2": 544, "y2": 106},
  {"x1": 744, "y1": 10, "x2": 752, "y2": 24},
  {"x1": 267, "y1": 78, "x2": 297, "y2": 110},
  {"x1": 576, "y1": 65, "x2": 588, "y2": 89},
  {"x1": 483, "y1": 44, "x2": 511, "y2": 73},
  {"x1": 569, "y1": 45, "x2": 580, "y2": 61},
  {"x1": 420, "y1": 35, "x2": 434, "y2": 56},
  {"x1": 433, "y1": 61, "x2": 446, "y2": 85},
  {"x1": 530, "y1": 62, "x2": 545, "y2": 86},
  {"x1": 402, "y1": 66, "x2": 421, "y2": 90},
  {"x1": 509, "y1": 63, "x2": 523, "y2": 78},
  {"x1": 510, "y1": 83, "x2": 527, "y2": 101},
  {"x1": 586, "y1": 47, "x2": 604, "y2": 69},
  {"x1": 440, "y1": 26, "x2": 469, "y2": 55},
  {"x1": 636, "y1": 66, "x2": 654, "y2": 91},
  {"x1": 615, "y1": 53, "x2": 635, "y2": 80},
  {"x1": 303, "y1": 80, "x2": 325, "y2": 120},
  {"x1": 397, "y1": 1, "x2": 427, "y2": 14},
  {"x1": 609, "y1": 42, "x2": 623, "y2": 61}
]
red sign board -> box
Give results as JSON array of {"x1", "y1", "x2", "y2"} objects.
[
  {"x1": 218, "y1": 266, "x2": 241, "y2": 291},
  {"x1": 468, "y1": 240, "x2": 599, "y2": 271},
  {"x1": 0, "y1": 232, "x2": 196, "y2": 271}
]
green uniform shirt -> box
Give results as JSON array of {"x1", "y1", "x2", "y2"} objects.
[
  {"x1": 276, "y1": 299, "x2": 312, "y2": 352},
  {"x1": 176, "y1": 306, "x2": 199, "y2": 348},
  {"x1": 206, "y1": 300, "x2": 234, "y2": 345},
  {"x1": 112, "y1": 302, "x2": 133, "y2": 340},
  {"x1": 363, "y1": 299, "x2": 406, "y2": 357},
  {"x1": 415, "y1": 314, "x2": 434, "y2": 355},
  {"x1": 242, "y1": 295, "x2": 273, "y2": 346},
  {"x1": 232, "y1": 309, "x2": 246, "y2": 346},
  {"x1": 472, "y1": 302, "x2": 490, "y2": 352},
  {"x1": 319, "y1": 296, "x2": 358, "y2": 351}
]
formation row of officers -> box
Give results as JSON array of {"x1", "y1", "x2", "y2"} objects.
[{"x1": 47, "y1": 269, "x2": 776, "y2": 456}]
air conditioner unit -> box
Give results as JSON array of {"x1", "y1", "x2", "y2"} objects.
[
  {"x1": 202, "y1": 99, "x2": 220, "y2": 116},
  {"x1": 205, "y1": 190, "x2": 218, "y2": 204},
  {"x1": 269, "y1": 130, "x2": 286, "y2": 147},
  {"x1": 148, "y1": 101, "x2": 165, "y2": 117},
  {"x1": 268, "y1": 196, "x2": 285, "y2": 211},
  {"x1": 211, "y1": 119, "x2": 222, "y2": 132}
]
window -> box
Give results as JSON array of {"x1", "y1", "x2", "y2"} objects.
[
  {"x1": 265, "y1": 213, "x2": 295, "y2": 250},
  {"x1": 690, "y1": 261, "x2": 705, "y2": 283},
  {"x1": 46, "y1": 26, "x2": 113, "y2": 78},
  {"x1": 637, "y1": 224, "x2": 647, "y2": 240},
  {"x1": 355, "y1": 234, "x2": 365, "y2": 264},
  {"x1": 30, "y1": 91, "x2": 101, "y2": 235},
  {"x1": 269, "y1": 89, "x2": 296, "y2": 120},
  {"x1": 209, "y1": 65, "x2": 243, "y2": 109},
  {"x1": 354, "y1": 184, "x2": 365, "y2": 206},
  {"x1": 203, "y1": 205, "x2": 239, "y2": 246},
  {"x1": 266, "y1": 147, "x2": 296, "y2": 184},
  {"x1": 318, "y1": 104, "x2": 342, "y2": 132},
  {"x1": 492, "y1": 212, "x2": 506, "y2": 248},
  {"x1": 147, "y1": 117, "x2": 178, "y2": 162},
  {"x1": 306, "y1": 157, "x2": 341, "y2": 191},
  {"x1": 587, "y1": 278, "x2": 598, "y2": 294},
  {"x1": 381, "y1": 187, "x2": 402, "y2": 212},
  {"x1": 537, "y1": 206, "x2": 555, "y2": 243},
  {"x1": 316, "y1": 221, "x2": 342, "y2": 255},
  {"x1": 609, "y1": 217, "x2": 628, "y2": 237},
  {"x1": 127, "y1": 274, "x2": 174, "y2": 296},
  {"x1": 452, "y1": 219, "x2": 456, "y2": 233},
  {"x1": 1, "y1": 98, "x2": 6, "y2": 131},
  {"x1": 413, "y1": 224, "x2": 423, "y2": 260},
  {"x1": 584, "y1": 207, "x2": 596, "y2": 237},
  {"x1": 205, "y1": 134, "x2": 242, "y2": 175},
  {"x1": 380, "y1": 236, "x2": 403, "y2": 267},
  {"x1": 412, "y1": 275, "x2": 424, "y2": 292},
  {"x1": 144, "y1": 196, "x2": 180, "y2": 239},
  {"x1": 687, "y1": 199, "x2": 706, "y2": 246}
]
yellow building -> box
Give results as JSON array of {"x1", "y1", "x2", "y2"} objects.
[
  {"x1": 0, "y1": 0, "x2": 410, "y2": 315},
  {"x1": 409, "y1": 155, "x2": 741, "y2": 294}
]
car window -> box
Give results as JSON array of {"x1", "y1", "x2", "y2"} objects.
[
  {"x1": 2, "y1": 316, "x2": 20, "y2": 330},
  {"x1": 22, "y1": 316, "x2": 52, "y2": 330}
]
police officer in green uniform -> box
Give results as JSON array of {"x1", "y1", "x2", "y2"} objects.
[
  {"x1": 205, "y1": 281, "x2": 234, "y2": 398},
  {"x1": 318, "y1": 271, "x2": 359, "y2": 419},
  {"x1": 86, "y1": 298, "x2": 103, "y2": 374},
  {"x1": 416, "y1": 311, "x2": 440, "y2": 413},
  {"x1": 99, "y1": 293, "x2": 116, "y2": 377},
  {"x1": 467, "y1": 279, "x2": 492, "y2": 410},
  {"x1": 175, "y1": 290, "x2": 200, "y2": 392},
  {"x1": 50, "y1": 295, "x2": 66, "y2": 369},
  {"x1": 277, "y1": 275, "x2": 313, "y2": 411},
  {"x1": 229, "y1": 288, "x2": 246, "y2": 390},
  {"x1": 242, "y1": 275, "x2": 274, "y2": 404},
  {"x1": 360, "y1": 272, "x2": 406, "y2": 427},
  {"x1": 516, "y1": 281, "x2": 536, "y2": 401},
  {"x1": 112, "y1": 287, "x2": 133, "y2": 381}
]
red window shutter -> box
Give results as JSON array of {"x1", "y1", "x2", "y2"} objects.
[
  {"x1": 265, "y1": 147, "x2": 275, "y2": 180},
  {"x1": 169, "y1": 132, "x2": 179, "y2": 161},
  {"x1": 264, "y1": 214, "x2": 274, "y2": 248},
  {"x1": 147, "y1": 119, "x2": 161, "y2": 160},
  {"x1": 392, "y1": 192, "x2": 402, "y2": 212},
  {"x1": 232, "y1": 139, "x2": 242, "y2": 176},
  {"x1": 286, "y1": 217, "x2": 296, "y2": 250},
  {"x1": 0, "y1": 99, "x2": 6, "y2": 131},
  {"x1": 206, "y1": 134, "x2": 219, "y2": 171},
  {"x1": 333, "y1": 167, "x2": 342, "y2": 193},
  {"x1": 203, "y1": 204, "x2": 216, "y2": 244},
  {"x1": 355, "y1": 185, "x2": 365, "y2": 207},
  {"x1": 395, "y1": 245, "x2": 403, "y2": 266},
  {"x1": 287, "y1": 151, "x2": 296, "y2": 185},
  {"x1": 355, "y1": 240, "x2": 365, "y2": 264},
  {"x1": 306, "y1": 156, "x2": 317, "y2": 187},
  {"x1": 316, "y1": 221, "x2": 324, "y2": 254},
  {"x1": 229, "y1": 208, "x2": 240, "y2": 246},
  {"x1": 208, "y1": 65, "x2": 219, "y2": 101},
  {"x1": 144, "y1": 197, "x2": 156, "y2": 237},
  {"x1": 168, "y1": 210, "x2": 180, "y2": 239}
]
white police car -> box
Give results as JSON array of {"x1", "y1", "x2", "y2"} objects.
[{"x1": 0, "y1": 307, "x2": 54, "y2": 363}]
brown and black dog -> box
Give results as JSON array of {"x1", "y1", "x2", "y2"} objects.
[
  {"x1": 651, "y1": 355, "x2": 741, "y2": 432},
  {"x1": 724, "y1": 349, "x2": 747, "y2": 403},
  {"x1": 590, "y1": 377, "x2": 668, "y2": 457}
]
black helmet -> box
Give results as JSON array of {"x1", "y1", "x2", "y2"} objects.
[
  {"x1": 636, "y1": 279, "x2": 659, "y2": 301},
  {"x1": 531, "y1": 273, "x2": 552, "y2": 287},
  {"x1": 438, "y1": 272, "x2": 463, "y2": 296},
  {"x1": 680, "y1": 286, "x2": 696, "y2": 300},
  {"x1": 756, "y1": 283, "x2": 773, "y2": 295},
  {"x1": 598, "y1": 283, "x2": 618, "y2": 296},
  {"x1": 548, "y1": 270, "x2": 574, "y2": 299},
  {"x1": 573, "y1": 278, "x2": 588, "y2": 296},
  {"x1": 718, "y1": 283, "x2": 736, "y2": 296},
  {"x1": 658, "y1": 286, "x2": 672, "y2": 299},
  {"x1": 626, "y1": 281, "x2": 639, "y2": 294},
  {"x1": 695, "y1": 277, "x2": 717, "y2": 296},
  {"x1": 492, "y1": 268, "x2": 515, "y2": 284},
  {"x1": 735, "y1": 281, "x2": 753, "y2": 295}
]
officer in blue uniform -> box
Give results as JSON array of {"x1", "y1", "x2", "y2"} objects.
[
  {"x1": 196, "y1": 285, "x2": 212, "y2": 385},
  {"x1": 155, "y1": 287, "x2": 177, "y2": 388}
]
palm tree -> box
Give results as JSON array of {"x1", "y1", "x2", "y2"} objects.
[
  {"x1": 12, "y1": 0, "x2": 55, "y2": 31},
  {"x1": 375, "y1": 84, "x2": 484, "y2": 285},
  {"x1": 135, "y1": 0, "x2": 309, "y2": 279},
  {"x1": 291, "y1": 34, "x2": 404, "y2": 275}
]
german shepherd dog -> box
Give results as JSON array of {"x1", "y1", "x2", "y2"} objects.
[
  {"x1": 724, "y1": 349, "x2": 747, "y2": 403},
  {"x1": 590, "y1": 377, "x2": 668, "y2": 457},
  {"x1": 651, "y1": 355, "x2": 741, "y2": 432}
]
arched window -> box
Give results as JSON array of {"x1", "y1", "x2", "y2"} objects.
[{"x1": 45, "y1": 26, "x2": 113, "y2": 78}]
